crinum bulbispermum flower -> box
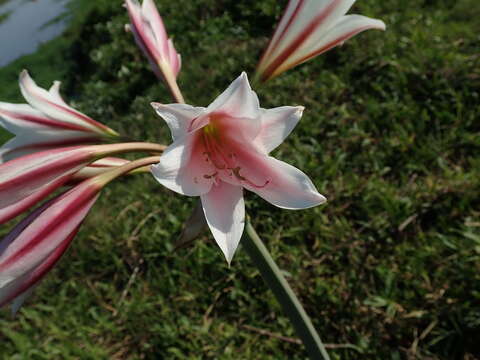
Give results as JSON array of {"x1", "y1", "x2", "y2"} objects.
[
  {"x1": 0, "y1": 71, "x2": 119, "y2": 163},
  {"x1": 256, "y1": 0, "x2": 386, "y2": 82},
  {"x1": 151, "y1": 73, "x2": 326, "y2": 263}
]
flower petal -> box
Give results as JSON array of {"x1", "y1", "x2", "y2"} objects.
[
  {"x1": 206, "y1": 72, "x2": 260, "y2": 120},
  {"x1": 151, "y1": 102, "x2": 205, "y2": 140},
  {"x1": 0, "y1": 131, "x2": 96, "y2": 163},
  {"x1": 0, "y1": 102, "x2": 86, "y2": 133},
  {"x1": 253, "y1": 106, "x2": 304, "y2": 154},
  {"x1": 261, "y1": 0, "x2": 355, "y2": 73},
  {"x1": 250, "y1": 157, "x2": 326, "y2": 209},
  {"x1": 151, "y1": 132, "x2": 215, "y2": 196},
  {"x1": 221, "y1": 142, "x2": 326, "y2": 209},
  {"x1": 0, "y1": 146, "x2": 93, "y2": 208},
  {"x1": 279, "y1": 14, "x2": 386, "y2": 74},
  {"x1": 201, "y1": 181, "x2": 244, "y2": 264},
  {"x1": 0, "y1": 183, "x2": 100, "y2": 288},
  {"x1": 0, "y1": 175, "x2": 70, "y2": 225},
  {"x1": 141, "y1": 0, "x2": 169, "y2": 55},
  {"x1": 0, "y1": 227, "x2": 78, "y2": 312},
  {"x1": 19, "y1": 70, "x2": 111, "y2": 135}
]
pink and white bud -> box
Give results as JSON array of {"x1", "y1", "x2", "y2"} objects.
[
  {"x1": 69, "y1": 157, "x2": 131, "y2": 182},
  {"x1": 125, "y1": 0, "x2": 184, "y2": 103},
  {"x1": 256, "y1": 0, "x2": 386, "y2": 82},
  {"x1": 0, "y1": 142, "x2": 164, "y2": 217},
  {"x1": 0, "y1": 179, "x2": 102, "y2": 312},
  {"x1": 0, "y1": 146, "x2": 97, "y2": 209},
  {"x1": 0, "y1": 71, "x2": 119, "y2": 163},
  {"x1": 0, "y1": 155, "x2": 161, "y2": 311},
  {"x1": 125, "y1": 0, "x2": 181, "y2": 80}
]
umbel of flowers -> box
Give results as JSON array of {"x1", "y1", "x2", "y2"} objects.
[{"x1": 0, "y1": 1, "x2": 384, "y2": 359}]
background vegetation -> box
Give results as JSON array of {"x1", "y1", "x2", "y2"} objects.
[{"x1": 0, "y1": 0, "x2": 479, "y2": 359}]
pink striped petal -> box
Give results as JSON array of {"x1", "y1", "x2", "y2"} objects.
[
  {"x1": 0, "y1": 131, "x2": 97, "y2": 163},
  {"x1": 0, "y1": 102, "x2": 88, "y2": 133},
  {"x1": 0, "y1": 227, "x2": 79, "y2": 311},
  {"x1": 0, "y1": 146, "x2": 95, "y2": 208},
  {"x1": 0, "y1": 181, "x2": 100, "y2": 289},
  {"x1": 256, "y1": 0, "x2": 385, "y2": 81},
  {"x1": 19, "y1": 70, "x2": 114, "y2": 135},
  {"x1": 201, "y1": 181, "x2": 244, "y2": 264},
  {"x1": 0, "y1": 175, "x2": 70, "y2": 225},
  {"x1": 276, "y1": 14, "x2": 386, "y2": 76},
  {"x1": 70, "y1": 157, "x2": 130, "y2": 181}
]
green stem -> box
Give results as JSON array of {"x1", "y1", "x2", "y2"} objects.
[{"x1": 243, "y1": 220, "x2": 331, "y2": 360}]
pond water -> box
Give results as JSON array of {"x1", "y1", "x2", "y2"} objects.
[{"x1": 0, "y1": 0, "x2": 68, "y2": 67}]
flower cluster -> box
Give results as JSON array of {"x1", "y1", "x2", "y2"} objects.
[{"x1": 0, "y1": 0, "x2": 384, "y2": 312}]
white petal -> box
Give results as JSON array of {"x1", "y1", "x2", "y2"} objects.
[
  {"x1": 224, "y1": 142, "x2": 326, "y2": 209},
  {"x1": 48, "y1": 81, "x2": 69, "y2": 106},
  {"x1": 19, "y1": 71, "x2": 102, "y2": 134},
  {"x1": 151, "y1": 102, "x2": 205, "y2": 140},
  {"x1": 250, "y1": 157, "x2": 326, "y2": 209},
  {"x1": 201, "y1": 181, "x2": 244, "y2": 264},
  {"x1": 206, "y1": 72, "x2": 260, "y2": 120},
  {"x1": 151, "y1": 132, "x2": 215, "y2": 196},
  {"x1": 253, "y1": 106, "x2": 303, "y2": 154}
]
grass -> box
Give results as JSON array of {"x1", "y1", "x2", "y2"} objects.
[{"x1": 0, "y1": 0, "x2": 479, "y2": 359}]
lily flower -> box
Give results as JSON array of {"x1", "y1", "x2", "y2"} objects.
[
  {"x1": 255, "y1": 0, "x2": 386, "y2": 82},
  {"x1": 0, "y1": 71, "x2": 119, "y2": 163},
  {"x1": 151, "y1": 73, "x2": 326, "y2": 263},
  {"x1": 0, "y1": 156, "x2": 160, "y2": 312},
  {"x1": 125, "y1": 0, "x2": 184, "y2": 102}
]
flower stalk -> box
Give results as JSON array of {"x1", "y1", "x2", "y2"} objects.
[{"x1": 243, "y1": 219, "x2": 331, "y2": 360}]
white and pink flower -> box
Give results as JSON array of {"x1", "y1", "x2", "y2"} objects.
[
  {"x1": 151, "y1": 73, "x2": 326, "y2": 263},
  {"x1": 256, "y1": 0, "x2": 386, "y2": 82},
  {"x1": 0, "y1": 71, "x2": 119, "y2": 163}
]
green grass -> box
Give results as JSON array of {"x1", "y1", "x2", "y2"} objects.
[{"x1": 0, "y1": 0, "x2": 479, "y2": 359}]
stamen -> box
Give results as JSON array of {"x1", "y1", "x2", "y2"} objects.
[
  {"x1": 203, "y1": 172, "x2": 218, "y2": 179},
  {"x1": 231, "y1": 167, "x2": 270, "y2": 189}
]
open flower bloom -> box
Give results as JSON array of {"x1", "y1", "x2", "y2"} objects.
[
  {"x1": 0, "y1": 70, "x2": 118, "y2": 163},
  {"x1": 256, "y1": 0, "x2": 386, "y2": 82},
  {"x1": 151, "y1": 73, "x2": 326, "y2": 263},
  {"x1": 125, "y1": 0, "x2": 182, "y2": 99}
]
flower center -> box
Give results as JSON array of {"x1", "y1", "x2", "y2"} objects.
[{"x1": 201, "y1": 125, "x2": 269, "y2": 189}]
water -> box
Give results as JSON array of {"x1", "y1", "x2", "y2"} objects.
[{"x1": 0, "y1": 0, "x2": 68, "y2": 67}]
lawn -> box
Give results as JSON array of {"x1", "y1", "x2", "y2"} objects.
[{"x1": 0, "y1": 0, "x2": 479, "y2": 359}]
